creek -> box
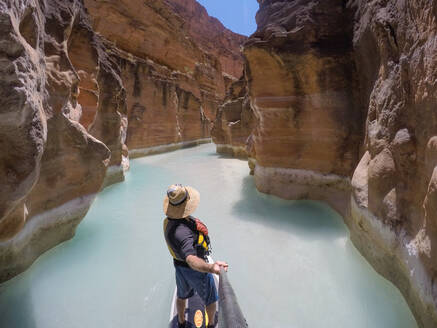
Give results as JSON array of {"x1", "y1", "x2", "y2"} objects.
[{"x1": 0, "y1": 144, "x2": 417, "y2": 327}]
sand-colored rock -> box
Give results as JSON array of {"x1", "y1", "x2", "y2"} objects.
[
  {"x1": 0, "y1": 0, "x2": 46, "y2": 241},
  {"x1": 0, "y1": 0, "x2": 113, "y2": 281},
  {"x1": 211, "y1": 78, "x2": 255, "y2": 158},
  {"x1": 236, "y1": 0, "x2": 437, "y2": 326},
  {"x1": 245, "y1": 0, "x2": 360, "y2": 190},
  {"x1": 350, "y1": 1, "x2": 437, "y2": 325}
]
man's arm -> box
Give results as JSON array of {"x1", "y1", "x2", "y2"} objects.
[{"x1": 186, "y1": 255, "x2": 228, "y2": 274}]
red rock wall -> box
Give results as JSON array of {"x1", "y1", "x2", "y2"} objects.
[
  {"x1": 211, "y1": 77, "x2": 255, "y2": 158},
  {"x1": 212, "y1": 0, "x2": 360, "y2": 212},
  {"x1": 0, "y1": 0, "x2": 245, "y2": 282},
  {"x1": 166, "y1": 0, "x2": 247, "y2": 79},
  {"x1": 118, "y1": 55, "x2": 210, "y2": 153},
  {"x1": 83, "y1": 0, "x2": 246, "y2": 155},
  {"x1": 215, "y1": 0, "x2": 437, "y2": 326},
  {"x1": 247, "y1": 0, "x2": 360, "y2": 176}
]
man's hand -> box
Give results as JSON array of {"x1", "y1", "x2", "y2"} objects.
[
  {"x1": 211, "y1": 261, "x2": 229, "y2": 274},
  {"x1": 186, "y1": 255, "x2": 229, "y2": 274}
]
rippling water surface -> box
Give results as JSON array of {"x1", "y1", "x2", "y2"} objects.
[{"x1": 0, "y1": 143, "x2": 417, "y2": 328}]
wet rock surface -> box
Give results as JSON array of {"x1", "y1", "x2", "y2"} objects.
[{"x1": 0, "y1": 0, "x2": 244, "y2": 282}]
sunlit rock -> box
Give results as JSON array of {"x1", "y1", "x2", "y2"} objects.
[
  {"x1": 225, "y1": 0, "x2": 437, "y2": 326},
  {"x1": 0, "y1": 0, "x2": 245, "y2": 282}
]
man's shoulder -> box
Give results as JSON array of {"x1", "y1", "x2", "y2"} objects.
[
  {"x1": 170, "y1": 221, "x2": 194, "y2": 242},
  {"x1": 173, "y1": 221, "x2": 192, "y2": 233}
]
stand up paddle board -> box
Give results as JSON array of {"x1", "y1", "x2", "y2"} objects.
[{"x1": 169, "y1": 257, "x2": 219, "y2": 328}]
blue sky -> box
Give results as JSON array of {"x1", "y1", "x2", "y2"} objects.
[{"x1": 197, "y1": 0, "x2": 259, "y2": 36}]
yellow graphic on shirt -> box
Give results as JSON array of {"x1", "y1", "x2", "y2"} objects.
[{"x1": 194, "y1": 310, "x2": 203, "y2": 328}]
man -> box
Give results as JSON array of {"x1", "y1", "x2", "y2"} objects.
[{"x1": 163, "y1": 184, "x2": 228, "y2": 328}]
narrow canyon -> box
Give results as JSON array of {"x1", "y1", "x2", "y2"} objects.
[
  {"x1": 0, "y1": 0, "x2": 244, "y2": 282},
  {"x1": 0, "y1": 0, "x2": 436, "y2": 327},
  {"x1": 213, "y1": 1, "x2": 437, "y2": 326}
]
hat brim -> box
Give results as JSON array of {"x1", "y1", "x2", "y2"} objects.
[{"x1": 163, "y1": 186, "x2": 200, "y2": 219}]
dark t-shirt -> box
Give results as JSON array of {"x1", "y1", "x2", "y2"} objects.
[{"x1": 164, "y1": 218, "x2": 197, "y2": 263}]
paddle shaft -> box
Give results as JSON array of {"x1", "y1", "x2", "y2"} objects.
[{"x1": 218, "y1": 268, "x2": 249, "y2": 328}]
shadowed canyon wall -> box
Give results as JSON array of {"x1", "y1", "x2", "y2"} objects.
[
  {"x1": 0, "y1": 0, "x2": 115, "y2": 282},
  {"x1": 211, "y1": 77, "x2": 255, "y2": 158},
  {"x1": 211, "y1": 0, "x2": 437, "y2": 326},
  {"x1": 349, "y1": 1, "x2": 437, "y2": 326},
  {"x1": 0, "y1": 0, "x2": 244, "y2": 282}
]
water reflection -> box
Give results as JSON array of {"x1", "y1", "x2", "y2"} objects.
[{"x1": 233, "y1": 176, "x2": 345, "y2": 240}]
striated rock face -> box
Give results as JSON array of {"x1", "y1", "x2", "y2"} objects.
[
  {"x1": 83, "y1": 0, "x2": 246, "y2": 158},
  {"x1": 246, "y1": 0, "x2": 360, "y2": 180},
  {"x1": 226, "y1": 0, "x2": 437, "y2": 326},
  {"x1": 211, "y1": 77, "x2": 255, "y2": 158},
  {"x1": 165, "y1": 0, "x2": 246, "y2": 79},
  {"x1": 213, "y1": 0, "x2": 361, "y2": 212},
  {"x1": 0, "y1": 0, "x2": 114, "y2": 281},
  {"x1": 349, "y1": 1, "x2": 437, "y2": 326},
  {"x1": 0, "y1": 0, "x2": 245, "y2": 282},
  {"x1": 117, "y1": 50, "x2": 211, "y2": 156}
]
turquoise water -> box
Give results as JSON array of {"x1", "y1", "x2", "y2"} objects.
[{"x1": 0, "y1": 144, "x2": 417, "y2": 328}]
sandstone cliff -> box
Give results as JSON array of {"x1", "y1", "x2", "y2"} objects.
[
  {"x1": 165, "y1": 0, "x2": 246, "y2": 79},
  {"x1": 0, "y1": 0, "x2": 245, "y2": 282},
  {"x1": 84, "y1": 0, "x2": 246, "y2": 157},
  {"x1": 0, "y1": 0, "x2": 116, "y2": 281},
  {"x1": 213, "y1": 0, "x2": 437, "y2": 326},
  {"x1": 349, "y1": 1, "x2": 437, "y2": 326},
  {"x1": 211, "y1": 77, "x2": 255, "y2": 158}
]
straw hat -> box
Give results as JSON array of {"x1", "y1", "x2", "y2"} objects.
[{"x1": 163, "y1": 184, "x2": 200, "y2": 219}]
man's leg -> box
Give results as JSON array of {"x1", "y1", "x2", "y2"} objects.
[
  {"x1": 176, "y1": 297, "x2": 187, "y2": 324},
  {"x1": 175, "y1": 266, "x2": 193, "y2": 325},
  {"x1": 206, "y1": 301, "x2": 217, "y2": 327}
]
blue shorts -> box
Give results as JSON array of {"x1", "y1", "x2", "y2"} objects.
[{"x1": 175, "y1": 265, "x2": 218, "y2": 306}]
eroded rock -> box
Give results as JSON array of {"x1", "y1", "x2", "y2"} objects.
[
  {"x1": 0, "y1": 0, "x2": 112, "y2": 281},
  {"x1": 244, "y1": 0, "x2": 360, "y2": 203},
  {"x1": 221, "y1": 0, "x2": 437, "y2": 326},
  {"x1": 211, "y1": 77, "x2": 255, "y2": 158},
  {"x1": 84, "y1": 0, "x2": 246, "y2": 156},
  {"x1": 0, "y1": 0, "x2": 245, "y2": 282}
]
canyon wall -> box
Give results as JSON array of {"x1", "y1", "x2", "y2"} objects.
[
  {"x1": 0, "y1": 0, "x2": 244, "y2": 282},
  {"x1": 0, "y1": 0, "x2": 116, "y2": 282},
  {"x1": 211, "y1": 0, "x2": 437, "y2": 326},
  {"x1": 214, "y1": 0, "x2": 361, "y2": 214},
  {"x1": 83, "y1": 0, "x2": 245, "y2": 158},
  {"x1": 349, "y1": 1, "x2": 437, "y2": 326},
  {"x1": 211, "y1": 77, "x2": 255, "y2": 158}
]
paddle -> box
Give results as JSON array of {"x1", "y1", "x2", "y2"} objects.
[{"x1": 218, "y1": 268, "x2": 249, "y2": 328}]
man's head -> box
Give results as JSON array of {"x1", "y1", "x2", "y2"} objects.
[{"x1": 163, "y1": 184, "x2": 200, "y2": 219}]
